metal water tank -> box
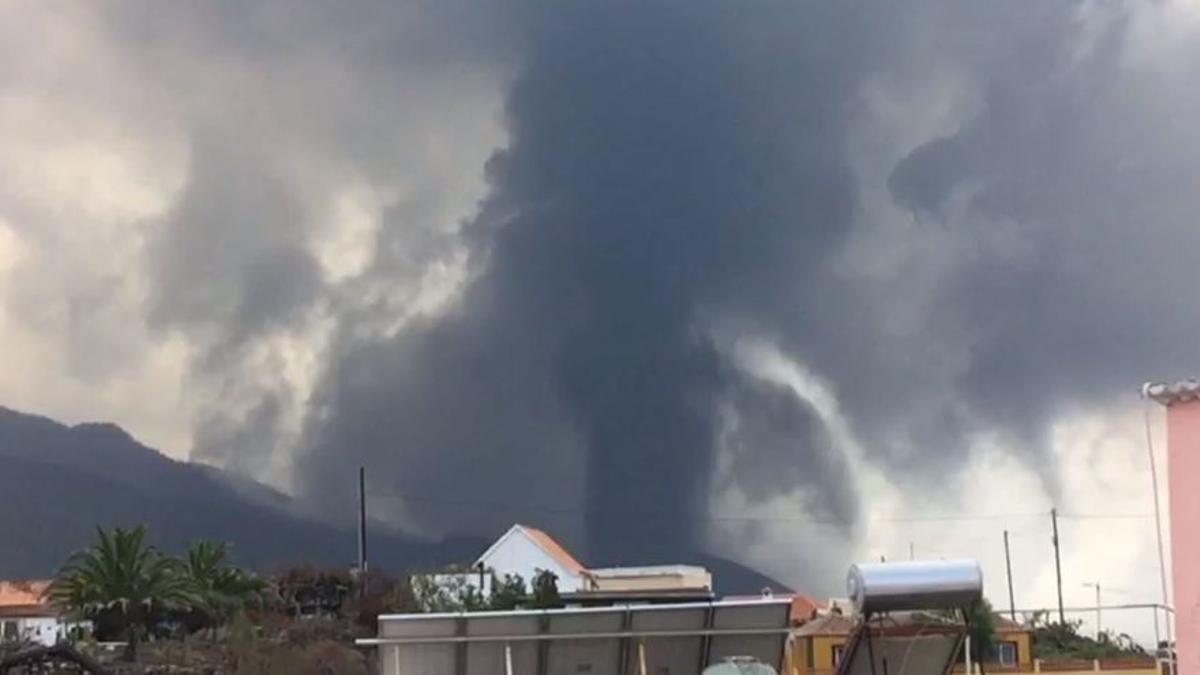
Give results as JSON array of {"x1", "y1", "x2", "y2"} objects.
[{"x1": 846, "y1": 559, "x2": 982, "y2": 614}]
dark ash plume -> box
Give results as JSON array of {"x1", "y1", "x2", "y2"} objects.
[
  {"x1": 53, "y1": 0, "x2": 1200, "y2": 587},
  {"x1": 297, "y1": 2, "x2": 878, "y2": 562}
]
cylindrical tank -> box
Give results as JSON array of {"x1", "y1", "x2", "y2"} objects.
[{"x1": 846, "y1": 559, "x2": 982, "y2": 615}]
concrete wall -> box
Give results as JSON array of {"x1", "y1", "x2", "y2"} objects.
[
  {"x1": 1167, "y1": 399, "x2": 1200, "y2": 675},
  {"x1": 590, "y1": 569, "x2": 712, "y2": 592}
]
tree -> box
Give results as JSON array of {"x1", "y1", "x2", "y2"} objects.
[
  {"x1": 928, "y1": 598, "x2": 997, "y2": 666},
  {"x1": 490, "y1": 574, "x2": 528, "y2": 611},
  {"x1": 48, "y1": 525, "x2": 197, "y2": 661},
  {"x1": 274, "y1": 565, "x2": 352, "y2": 618},
  {"x1": 385, "y1": 576, "x2": 421, "y2": 614},
  {"x1": 530, "y1": 569, "x2": 562, "y2": 609},
  {"x1": 411, "y1": 572, "x2": 489, "y2": 612},
  {"x1": 964, "y1": 598, "x2": 998, "y2": 665},
  {"x1": 181, "y1": 540, "x2": 267, "y2": 632},
  {"x1": 1028, "y1": 613, "x2": 1146, "y2": 660}
]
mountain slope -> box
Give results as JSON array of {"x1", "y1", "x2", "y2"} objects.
[
  {"x1": 0, "y1": 407, "x2": 787, "y2": 594},
  {"x1": 0, "y1": 406, "x2": 483, "y2": 577}
]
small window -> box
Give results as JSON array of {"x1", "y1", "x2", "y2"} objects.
[
  {"x1": 832, "y1": 645, "x2": 845, "y2": 666},
  {"x1": 1, "y1": 621, "x2": 17, "y2": 640},
  {"x1": 996, "y1": 641, "x2": 1018, "y2": 666}
]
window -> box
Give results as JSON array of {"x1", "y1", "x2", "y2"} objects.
[
  {"x1": 832, "y1": 644, "x2": 845, "y2": 666},
  {"x1": 995, "y1": 641, "x2": 1018, "y2": 666},
  {"x1": 1, "y1": 621, "x2": 17, "y2": 641}
]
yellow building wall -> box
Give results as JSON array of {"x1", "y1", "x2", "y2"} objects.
[
  {"x1": 787, "y1": 629, "x2": 1038, "y2": 674},
  {"x1": 811, "y1": 635, "x2": 843, "y2": 671},
  {"x1": 994, "y1": 628, "x2": 1033, "y2": 667},
  {"x1": 784, "y1": 635, "x2": 845, "y2": 675},
  {"x1": 785, "y1": 628, "x2": 1161, "y2": 675}
]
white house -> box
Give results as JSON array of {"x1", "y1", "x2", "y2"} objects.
[
  {"x1": 0, "y1": 580, "x2": 76, "y2": 646},
  {"x1": 413, "y1": 524, "x2": 714, "y2": 608},
  {"x1": 476, "y1": 524, "x2": 588, "y2": 592}
]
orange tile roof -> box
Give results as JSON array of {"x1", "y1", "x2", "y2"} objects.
[
  {"x1": 794, "y1": 613, "x2": 856, "y2": 636},
  {"x1": 790, "y1": 595, "x2": 825, "y2": 623},
  {"x1": 994, "y1": 614, "x2": 1030, "y2": 632},
  {"x1": 520, "y1": 525, "x2": 587, "y2": 575},
  {"x1": 0, "y1": 580, "x2": 51, "y2": 612},
  {"x1": 725, "y1": 592, "x2": 827, "y2": 625}
]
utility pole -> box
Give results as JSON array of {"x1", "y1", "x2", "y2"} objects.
[
  {"x1": 909, "y1": 542, "x2": 915, "y2": 560},
  {"x1": 1004, "y1": 530, "x2": 1016, "y2": 621},
  {"x1": 358, "y1": 466, "x2": 368, "y2": 598},
  {"x1": 1051, "y1": 508, "x2": 1065, "y2": 624},
  {"x1": 1083, "y1": 582, "x2": 1102, "y2": 638}
]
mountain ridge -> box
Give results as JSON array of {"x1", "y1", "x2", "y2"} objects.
[
  {"x1": 0, "y1": 406, "x2": 788, "y2": 595},
  {"x1": 0, "y1": 405, "x2": 483, "y2": 577}
]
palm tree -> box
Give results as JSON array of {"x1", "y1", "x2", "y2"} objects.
[
  {"x1": 181, "y1": 539, "x2": 266, "y2": 632},
  {"x1": 48, "y1": 525, "x2": 196, "y2": 661}
]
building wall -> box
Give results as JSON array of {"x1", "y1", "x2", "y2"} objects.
[
  {"x1": 590, "y1": 570, "x2": 711, "y2": 592},
  {"x1": 480, "y1": 530, "x2": 583, "y2": 592},
  {"x1": 1167, "y1": 399, "x2": 1200, "y2": 675},
  {"x1": 0, "y1": 615, "x2": 71, "y2": 646},
  {"x1": 788, "y1": 630, "x2": 1035, "y2": 674},
  {"x1": 810, "y1": 635, "x2": 842, "y2": 672},
  {"x1": 994, "y1": 628, "x2": 1032, "y2": 668}
]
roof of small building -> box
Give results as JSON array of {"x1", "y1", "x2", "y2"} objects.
[
  {"x1": 0, "y1": 581, "x2": 50, "y2": 607},
  {"x1": 793, "y1": 612, "x2": 857, "y2": 636},
  {"x1": 521, "y1": 525, "x2": 586, "y2": 575},
  {"x1": 587, "y1": 565, "x2": 709, "y2": 578},
  {"x1": 479, "y1": 524, "x2": 587, "y2": 576},
  {"x1": 725, "y1": 592, "x2": 827, "y2": 625},
  {"x1": 794, "y1": 611, "x2": 1029, "y2": 639},
  {"x1": 0, "y1": 580, "x2": 55, "y2": 618},
  {"x1": 993, "y1": 614, "x2": 1030, "y2": 632}
]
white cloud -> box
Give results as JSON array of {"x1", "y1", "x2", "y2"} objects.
[{"x1": 712, "y1": 338, "x2": 1171, "y2": 646}]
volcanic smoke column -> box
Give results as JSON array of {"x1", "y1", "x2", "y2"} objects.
[{"x1": 1146, "y1": 380, "x2": 1200, "y2": 673}]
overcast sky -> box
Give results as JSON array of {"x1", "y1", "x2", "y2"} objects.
[{"x1": 2, "y1": 0, "x2": 1199, "y2": 645}]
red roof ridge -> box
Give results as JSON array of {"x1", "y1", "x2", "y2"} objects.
[
  {"x1": 0, "y1": 580, "x2": 52, "y2": 608},
  {"x1": 518, "y1": 524, "x2": 587, "y2": 575}
]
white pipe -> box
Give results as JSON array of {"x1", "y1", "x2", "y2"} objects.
[
  {"x1": 965, "y1": 633, "x2": 973, "y2": 675},
  {"x1": 1141, "y1": 385, "x2": 1176, "y2": 675},
  {"x1": 504, "y1": 642, "x2": 513, "y2": 675}
]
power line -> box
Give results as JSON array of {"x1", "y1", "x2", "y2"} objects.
[
  {"x1": 365, "y1": 491, "x2": 1154, "y2": 525},
  {"x1": 1058, "y1": 513, "x2": 1154, "y2": 521}
]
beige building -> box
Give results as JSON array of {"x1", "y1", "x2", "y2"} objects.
[{"x1": 584, "y1": 565, "x2": 712, "y2": 592}]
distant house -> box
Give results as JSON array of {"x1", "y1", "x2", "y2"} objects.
[
  {"x1": 477, "y1": 524, "x2": 589, "y2": 593},
  {"x1": 787, "y1": 611, "x2": 1035, "y2": 673},
  {"x1": 0, "y1": 581, "x2": 76, "y2": 646},
  {"x1": 413, "y1": 523, "x2": 713, "y2": 607}
]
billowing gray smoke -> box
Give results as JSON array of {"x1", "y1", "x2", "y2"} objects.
[
  {"x1": 298, "y1": 3, "x2": 877, "y2": 562},
  {"x1": 44, "y1": 0, "x2": 1199, "y2": 583},
  {"x1": 291, "y1": 0, "x2": 1200, "y2": 568}
]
